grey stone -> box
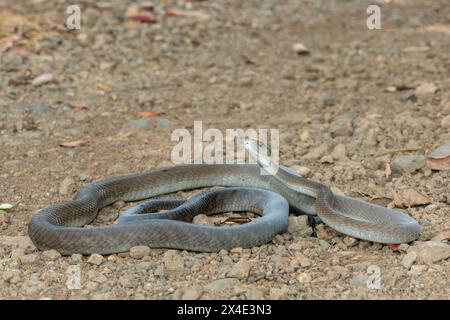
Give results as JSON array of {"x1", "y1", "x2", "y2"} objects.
[
  {"x1": 296, "y1": 254, "x2": 311, "y2": 267},
  {"x1": 87, "y1": 253, "x2": 104, "y2": 266},
  {"x1": 287, "y1": 215, "x2": 310, "y2": 236},
  {"x1": 71, "y1": 253, "x2": 83, "y2": 263},
  {"x1": 154, "y1": 265, "x2": 166, "y2": 277},
  {"x1": 245, "y1": 287, "x2": 266, "y2": 300},
  {"x1": 408, "y1": 264, "x2": 428, "y2": 276},
  {"x1": 11, "y1": 248, "x2": 26, "y2": 259},
  {"x1": 316, "y1": 93, "x2": 338, "y2": 107},
  {"x1": 343, "y1": 236, "x2": 358, "y2": 247},
  {"x1": 400, "y1": 92, "x2": 417, "y2": 102},
  {"x1": 330, "y1": 115, "x2": 354, "y2": 137},
  {"x1": 163, "y1": 250, "x2": 185, "y2": 274},
  {"x1": 269, "y1": 287, "x2": 288, "y2": 299},
  {"x1": 119, "y1": 275, "x2": 137, "y2": 288},
  {"x1": 2, "y1": 270, "x2": 20, "y2": 282},
  {"x1": 59, "y1": 177, "x2": 75, "y2": 195},
  {"x1": 401, "y1": 251, "x2": 417, "y2": 269},
  {"x1": 239, "y1": 77, "x2": 254, "y2": 87},
  {"x1": 19, "y1": 253, "x2": 39, "y2": 265},
  {"x1": 129, "y1": 245, "x2": 151, "y2": 259},
  {"x1": 227, "y1": 259, "x2": 251, "y2": 279},
  {"x1": 138, "y1": 261, "x2": 151, "y2": 271},
  {"x1": 302, "y1": 144, "x2": 329, "y2": 160},
  {"x1": 362, "y1": 158, "x2": 382, "y2": 170},
  {"x1": 27, "y1": 104, "x2": 55, "y2": 114},
  {"x1": 430, "y1": 142, "x2": 450, "y2": 158},
  {"x1": 331, "y1": 143, "x2": 348, "y2": 160},
  {"x1": 409, "y1": 241, "x2": 450, "y2": 263},
  {"x1": 2, "y1": 160, "x2": 23, "y2": 169},
  {"x1": 155, "y1": 117, "x2": 170, "y2": 128},
  {"x1": 93, "y1": 274, "x2": 108, "y2": 284},
  {"x1": 181, "y1": 287, "x2": 203, "y2": 300},
  {"x1": 349, "y1": 273, "x2": 366, "y2": 287},
  {"x1": 304, "y1": 81, "x2": 318, "y2": 89},
  {"x1": 41, "y1": 36, "x2": 62, "y2": 49},
  {"x1": 127, "y1": 119, "x2": 151, "y2": 130},
  {"x1": 391, "y1": 155, "x2": 426, "y2": 174},
  {"x1": 205, "y1": 278, "x2": 240, "y2": 292},
  {"x1": 42, "y1": 249, "x2": 61, "y2": 261},
  {"x1": 127, "y1": 117, "x2": 171, "y2": 130},
  {"x1": 296, "y1": 272, "x2": 312, "y2": 284},
  {"x1": 192, "y1": 214, "x2": 213, "y2": 225},
  {"x1": 292, "y1": 42, "x2": 309, "y2": 55},
  {"x1": 319, "y1": 240, "x2": 330, "y2": 249}
]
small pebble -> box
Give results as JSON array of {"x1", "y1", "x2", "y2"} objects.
[
  {"x1": 401, "y1": 251, "x2": 417, "y2": 269},
  {"x1": 59, "y1": 177, "x2": 75, "y2": 195},
  {"x1": 343, "y1": 236, "x2": 358, "y2": 247},
  {"x1": 292, "y1": 42, "x2": 309, "y2": 55},
  {"x1": 129, "y1": 245, "x2": 151, "y2": 259},
  {"x1": 19, "y1": 254, "x2": 39, "y2": 265},
  {"x1": 87, "y1": 253, "x2": 104, "y2": 266},
  {"x1": 297, "y1": 273, "x2": 312, "y2": 284},
  {"x1": 71, "y1": 253, "x2": 83, "y2": 263},
  {"x1": 42, "y1": 249, "x2": 61, "y2": 261},
  {"x1": 391, "y1": 155, "x2": 425, "y2": 174},
  {"x1": 227, "y1": 260, "x2": 251, "y2": 279},
  {"x1": 32, "y1": 73, "x2": 54, "y2": 86}
]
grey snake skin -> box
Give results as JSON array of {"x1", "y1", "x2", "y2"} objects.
[{"x1": 28, "y1": 162, "x2": 420, "y2": 255}]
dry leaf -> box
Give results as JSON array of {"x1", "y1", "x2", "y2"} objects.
[
  {"x1": 139, "y1": 111, "x2": 164, "y2": 118},
  {"x1": 71, "y1": 103, "x2": 89, "y2": 110},
  {"x1": 210, "y1": 217, "x2": 225, "y2": 225},
  {"x1": 392, "y1": 189, "x2": 431, "y2": 208},
  {"x1": 369, "y1": 197, "x2": 392, "y2": 207},
  {"x1": 431, "y1": 229, "x2": 450, "y2": 242},
  {"x1": 427, "y1": 143, "x2": 450, "y2": 170},
  {"x1": 148, "y1": 55, "x2": 162, "y2": 61},
  {"x1": 387, "y1": 243, "x2": 400, "y2": 251},
  {"x1": 427, "y1": 157, "x2": 450, "y2": 170},
  {"x1": 127, "y1": 12, "x2": 156, "y2": 23},
  {"x1": 31, "y1": 73, "x2": 54, "y2": 86},
  {"x1": 60, "y1": 140, "x2": 88, "y2": 148},
  {"x1": 165, "y1": 9, "x2": 209, "y2": 19},
  {"x1": 222, "y1": 217, "x2": 252, "y2": 225}
]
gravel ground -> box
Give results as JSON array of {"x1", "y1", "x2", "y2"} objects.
[{"x1": 0, "y1": 0, "x2": 449, "y2": 299}]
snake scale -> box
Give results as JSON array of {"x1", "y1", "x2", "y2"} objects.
[{"x1": 28, "y1": 138, "x2": 420, "y2": 255}]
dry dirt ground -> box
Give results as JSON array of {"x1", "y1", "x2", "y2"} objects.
[{"x1": 0, "y1": 0, "x2": 450, "y2": 300}]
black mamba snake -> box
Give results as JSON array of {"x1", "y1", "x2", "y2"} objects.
[{"x1": 28, "y1": 138, "x2": 420, "y2": 255}]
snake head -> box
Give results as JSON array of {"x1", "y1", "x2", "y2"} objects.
[{"x1": 244, "y1": 136, "x2": 278, "y2": 175}]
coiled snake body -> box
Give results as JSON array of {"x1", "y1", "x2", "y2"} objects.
[{"x1": 28, "y1": 140, "x2": 420, "y2": 255}]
